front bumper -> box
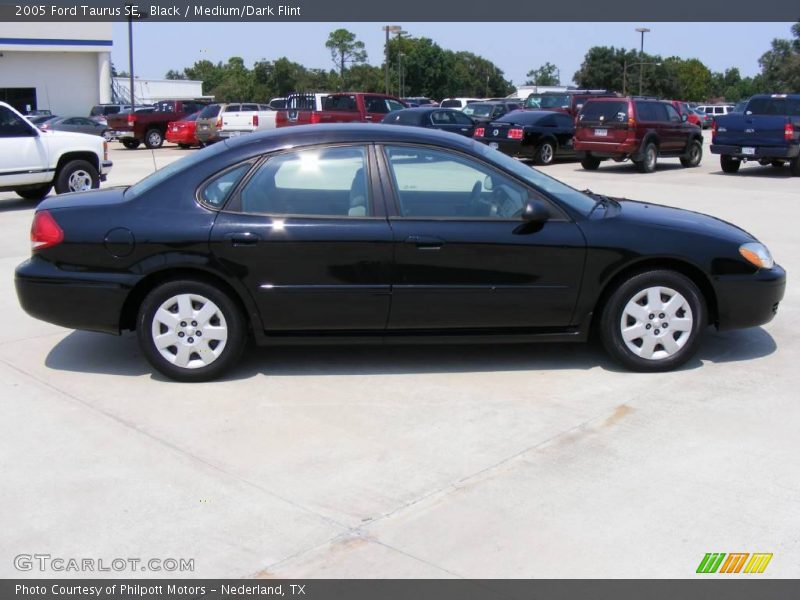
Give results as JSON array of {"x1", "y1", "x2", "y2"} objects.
[
  {"x1": 15, "y1": 256, "x2": 135, "y2": 335},
  {"x1": 710, "y1": 144, "x2": 800, "y2": 160},
  {"x1": 100, "y1": 160, "x2": 113, "y2": 181},
  {"x1": 714, "y1": 265, "x2": 786, "y2": 331}
]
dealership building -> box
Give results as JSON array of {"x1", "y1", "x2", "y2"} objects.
[{"x1": 0, "y1": 23, "x2": 113, "y2": 115}]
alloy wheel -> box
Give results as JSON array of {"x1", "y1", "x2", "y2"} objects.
[{"x1": 67, "y1": 169, "x2": 94, "y2": 192}]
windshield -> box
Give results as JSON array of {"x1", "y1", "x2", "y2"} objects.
[
  {"x1": 472, "y1": 141, "x2": 596, "y2": 216},
  {"x1": 198, "y1": 104, "x2": 221, "y2": 119},
  {"x1": 525, "y1": 94, "x2": 570, "y2": 109},
  {"x1": 125, "y1": 142, "x2": 229, "y2": 199},
  {"x1": 463, "y1": 104, "x2": 497, "y2": 117}
]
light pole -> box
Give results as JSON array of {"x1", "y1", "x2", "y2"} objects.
[
  {"x1": 623, "y1": 60, "x2": 661, "y2": 96},
  {"x1": 382, "y1": 25, "x2": 402, "y2": 95},
  {"x1": 126, "y1": 5, "x2": 147, "y2": 111},
  {"x1": 398, "y1": 52, "x2": 404, "y2": 98},
  {"x1": 635, "y1": 27, "x2": 651, "y2": 96}
]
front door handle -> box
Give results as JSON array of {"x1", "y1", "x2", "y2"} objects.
[
  {"x1": 405, "y1": 235, "x2": 445, "y2": 250},
  {"x1": 225, "y1": 232, "x2": 261, "y2": 246}
]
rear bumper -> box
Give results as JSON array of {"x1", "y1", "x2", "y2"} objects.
[
  {"x1": 714, "y1": 265, "x2": 786, "y2": 331},
  {"x1": 15, "y1": 256, "x2": 135, "y2": 335},
  {"x1": 217, "y1": 130, "x2": 251, "y2": 139},
  {"x1": 574, "y1": 139, "x2": 638, "y2": 160},
  {"x1": 710, "y1": 144, "x2": 800, "y2": 159}
]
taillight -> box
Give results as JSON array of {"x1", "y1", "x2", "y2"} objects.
[
  {"x1": 31, "y1": 210, "x2": 64, "y2": 251},
  {"x1": 474, "y1": 127, "x2": 485, "y2": 138},
  {"x1": 252, "y1": 114, "x2": 259, "y2": 127},
  {"x1": 215, "y1": 115, "x2": 222, "y2": 128},
  {"x1": 127, "y1": 114, "x2": 135, "y2": 126},
  {"x1": 310, "y1": 112, "x2": 321, "y2": 124},
  {"x1": 508, "y1": 128, "x2": 523, "y2": 140},
  {"x1": 712, "y1": 120, "x2": 718, "y2": 136},
  {"x1": 276, "y1": 111, "x2": 287, "y2": 127},
  {"x1": 785, "y1": 122, "x2": 794, "y2": 141}
]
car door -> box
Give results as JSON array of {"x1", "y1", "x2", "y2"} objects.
[
  {"x1": 363, "y1": 95, "x2": 396, "y2": 123},
  {"x1": 450, "y1": 110, "x2": 476, "y2": 137},
  {"x1": 661, "y1": 103, "x2": 686, "y2": 152},
  {"x1": 378, "y1": 144, "x2": 586, "y2": 330},
  {"x1": 429, "y1": 110, "x2": 459, "y2": 134},
  {"x1": 208, "y1": 144, "x2": 394, "y2": 332},
  {"x1": 0, "y1": 105, "x2": 50, "y2": 187}
]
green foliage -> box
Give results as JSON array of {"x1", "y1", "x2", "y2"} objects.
[
  {"x1": 525, "y1": 62, "x2": 560, "y2": 86},
  {"x1": 325, "y1": 28, "x2": 367, "y2": 88}
]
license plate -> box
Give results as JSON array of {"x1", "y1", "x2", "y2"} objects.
[
  {"x1": 172, "y1": 127, "x2": 178, "y2": 132},
  {"x1": 200, "y1": 124, "x2": 208, "y2": 130},
  {"x1": 489, "y1": 142, "x2": 498, "y2": 149},
  {"x1": 741, "y1": 147, "x2": 756, "y2": 156},
  {"x1": 594, "y1": 128, "x2": 608, "y2": 137}
]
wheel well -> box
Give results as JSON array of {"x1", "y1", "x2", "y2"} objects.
[
  {"x1": 55, "y1": 152, "x2": 99, "y2": 176},
  {"x1": 119, "y1": 268, "x2": 251, "y2": 333},
  {"x1": 590, "y1": 258, "x2": 719, "y2": 335}
]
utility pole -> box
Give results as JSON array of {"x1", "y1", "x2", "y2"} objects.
[
  {"x1": 635, "y1": 27, "x2": 650, "y2": 96},
  {"x1": 382, "y1": 25, "x2": 402, "y2": 95}
]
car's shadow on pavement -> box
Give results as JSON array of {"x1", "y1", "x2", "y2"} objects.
[
  {"x1": 0, "y1": 197, "x2": 40, "y2": 213},
  {"x1": 44, "y1": 326, "x2": 777, "y2": 381},
  {"x1": 709, "y1": 166, "x2": 795, "y2": 178}
]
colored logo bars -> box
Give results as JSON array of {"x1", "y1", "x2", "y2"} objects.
[{"x1": 696, "y1": 553, "x2": 773, "y2": 574}]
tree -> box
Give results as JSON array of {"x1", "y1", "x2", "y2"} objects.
[
  {"x1": 325, "y1": 28, "x2": 367, "y2": 88},
  {"x1": 758, "y1": 21, "x2": 800, "y2": 93},
  {"x1": 525, "y1": 62, "x2": 560, "y2": 86},
  {"x1": 165, "y1": 69, "x2": 186, "y2": 80}
]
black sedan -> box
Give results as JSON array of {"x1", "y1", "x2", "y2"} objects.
[
  {"x1": 381, "y1": 107, "x2": 475, "y2": 137},
  {"x1": 462, "y1": 100, "x2": 522, "y2": 125},
  {"x1": 474, "y1": 110, "x2": 576, "y2": 165},
  {"x1": 15, "y1": 125, "x2": 785, "y2": 381}
]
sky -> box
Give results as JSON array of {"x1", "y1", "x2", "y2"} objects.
[{"x1": 111, "y1": 22, "x2": 794, "y2": 91}]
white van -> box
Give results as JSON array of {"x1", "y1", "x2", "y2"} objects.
[
  {"x1": 439, "y1": 98, "x2": 482, "y2": 110},
  {"x1": 697, "y1": 104, "x2": 735, "y2": 118}
]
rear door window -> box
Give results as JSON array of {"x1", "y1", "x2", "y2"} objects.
[{"x1": 580, "y1": 101, "x2": 628, "y2": 124}]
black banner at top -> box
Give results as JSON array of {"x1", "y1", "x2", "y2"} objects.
[{"x1": 0, "y1": 0, "x2": 799, "y2": 21}]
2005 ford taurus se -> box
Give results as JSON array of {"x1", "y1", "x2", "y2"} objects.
[{"x1": 16, "y1": 125, "x2": 785, "y2": 381}]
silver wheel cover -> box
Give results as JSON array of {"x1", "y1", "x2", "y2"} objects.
[
  {"x1": 68, "y1": 169, "x2": 93, "y2": 192},
  {"x1": 151, "y1": 293, "x2": 228, "y2": 369},
  {"x1": 620, "y1": 286, "x2": 693, "y2": 361}
]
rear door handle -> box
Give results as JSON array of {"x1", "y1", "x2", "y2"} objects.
[
  {"x1": 405, "y1": 235, "x2": 445, "y2": 250},
  {"x1": 225, "y1": 232, "x2": 261, "y2": 246}
]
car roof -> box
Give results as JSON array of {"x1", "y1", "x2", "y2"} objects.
[{"x1": 224, "y1": 123, "x2": 477, "y2": 154}]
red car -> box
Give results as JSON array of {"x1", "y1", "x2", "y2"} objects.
[
  {"x1": 165, "y1": 111, "x2": 201, "y2": 148},
  {"x1": 669, "y1": 100, "x2": 703, "y2": 128}
]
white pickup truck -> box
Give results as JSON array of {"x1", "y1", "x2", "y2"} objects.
[
  {"x1": 0, "y1": 101, "x2": 112, "y2": 200},
  {"x1": 216, "y1": 103, "x2": 277, "y2": 139}
]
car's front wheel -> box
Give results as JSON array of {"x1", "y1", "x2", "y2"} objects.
[
  {"x1": 137, "y1": 280, "x2": 245, "y2": 382},
  {"x1": 600, "y1": 270, "x2": 706, "y2": 372},
  {"x1": 55, "y1": 160, "x2": 99, "y2": 194}
]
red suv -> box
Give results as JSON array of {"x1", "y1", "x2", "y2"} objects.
[{"x1": 574, "y1": 97, "x2": 703, "y2": 173}]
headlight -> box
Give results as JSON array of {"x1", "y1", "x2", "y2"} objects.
[{"x1": 739, "y1": 242, "x2": 774, "y2": 269}]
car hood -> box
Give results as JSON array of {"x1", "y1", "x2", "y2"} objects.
[
  {"x1": 38, "y1": 129, "x2": 103, "y2": 144},
  {"x1": 38, "y1": 187, "x2": 127, "y2": 211},
  {"x1": 612, "y1": 198, "x2": 755, "y2": 243}
]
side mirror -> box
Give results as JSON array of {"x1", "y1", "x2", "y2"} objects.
[{"x1": 521, "y1": 199, "x2": 550, "y2": 223}]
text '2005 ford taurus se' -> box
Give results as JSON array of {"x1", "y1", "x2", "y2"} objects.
[{"x1": 15, "y1": 125, "x2": 786, "y2": 381}]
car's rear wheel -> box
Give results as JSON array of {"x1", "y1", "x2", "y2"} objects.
[
  {"x1": 635, "y1": 143, "x2": 658, "y2": 173},
  {"x1": 144, "y1": 128, "x2": 164, "y2": 149},
  {"x1": 720, "y1": 155, "x2": 740, "y2": 173},
  {"x1": 55, "y1": 160, "x2": 99, "y2": 194},
  {"x1": 178, "y1": 143, "x2": 191, "y2": 149},
  {"x1": 581, "y1": 156, "x2": 601, "y2": 170},
  {"x1": 122, "y1": 139, "x2": 141, "y2": 149},
  {"x1": 600, "y1": 270, "x2": 706, "y2": 372},
  {"x1": 770, "y1": 161, "x2": 785, "y2": 168},
  {"x1": 16, "y1": 184, "x2": 52, "y2": 200},
  {"x1": 533, "y1": 140, "x2": 556, "y2": 166},
  {"x1": 680, "y1": 140, "x2": 703, "y2": 167},
  {"x1": 137, "y1": 280, "x2": 245, "y2": 382}
]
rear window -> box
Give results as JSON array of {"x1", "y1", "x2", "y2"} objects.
[
  {"x1": 463, "y1": 104, "x2": 497, "y2": 118},
  {"x1": 525, "y1": 94, "x2": 570, "y2": 109},
  {"x1": 154, "y1": 101, "x2": 176, "y2": 113},
  {"x1": 579, "y1": 101, "x2": 628, "y2": 124},
  {"x1": 746, "y1": 97, "x2": 800, "y2": 117},
  {"x1": 323, "y1": 95, "x2": 358, "y2": 111},
  {"x1": 496, "y1": 111, "x2": 547, "y2": 126},
  {"x1": 383, "y1": 111, "x2": 421, "y2": 125},
  {"x1": 440, "y1": 100, "x2": 462, "y2": 108},
  {"x1": 199, "y1": 104, "x2": 221, "y2": 119}
]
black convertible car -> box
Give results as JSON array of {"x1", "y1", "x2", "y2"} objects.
[{"x1": 16, "y1": 125, "x2": 785, "y2": 381}]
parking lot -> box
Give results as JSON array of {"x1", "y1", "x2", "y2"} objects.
[{"x1": 1, "y1": 138, "x2": 798, "y2": 578}]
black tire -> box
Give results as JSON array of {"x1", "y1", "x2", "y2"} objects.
[
  {"x1": 635, "y1": 142, "x2": 658, "y2": 173},
  {"x1": 581, "y1": 156, "x2": 601, "y2": 170},
  {"x1": 122, "y1": 139, "x2": 141, "y2": 149},
  {"x1": 600, "y1": 269, "x2": 706, "y2": 372},
  {"x1": 533, "y1": 140, "x2": 556, "y2": 166},
  {"x1": 720, "y1": 155, "x2": 740, "y2": 173},
  {"x1": 790, "y1": 157, "x2": 800, "y2": 177},
  {"x1": 178, "y1": 143, "x2": 191, "y2": 149},
  {"x1": 770, "y1": 160, "x2": 785, "y2": 168},
  {"x1": 16, "y1": 185, "x2": 52, "y2": 200},
  {"x1": 137, "y1": 279, "x2": 245, "y2": 382},
  {"x1": 144, "y1": 128, "x2": 164, "y2": 149},
  {"x1": 680, "y1": 140, "x2": 703, "y2": 168},
  {"x1": 54, "y1": 160, "x2": 99, "y2": 194}
]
